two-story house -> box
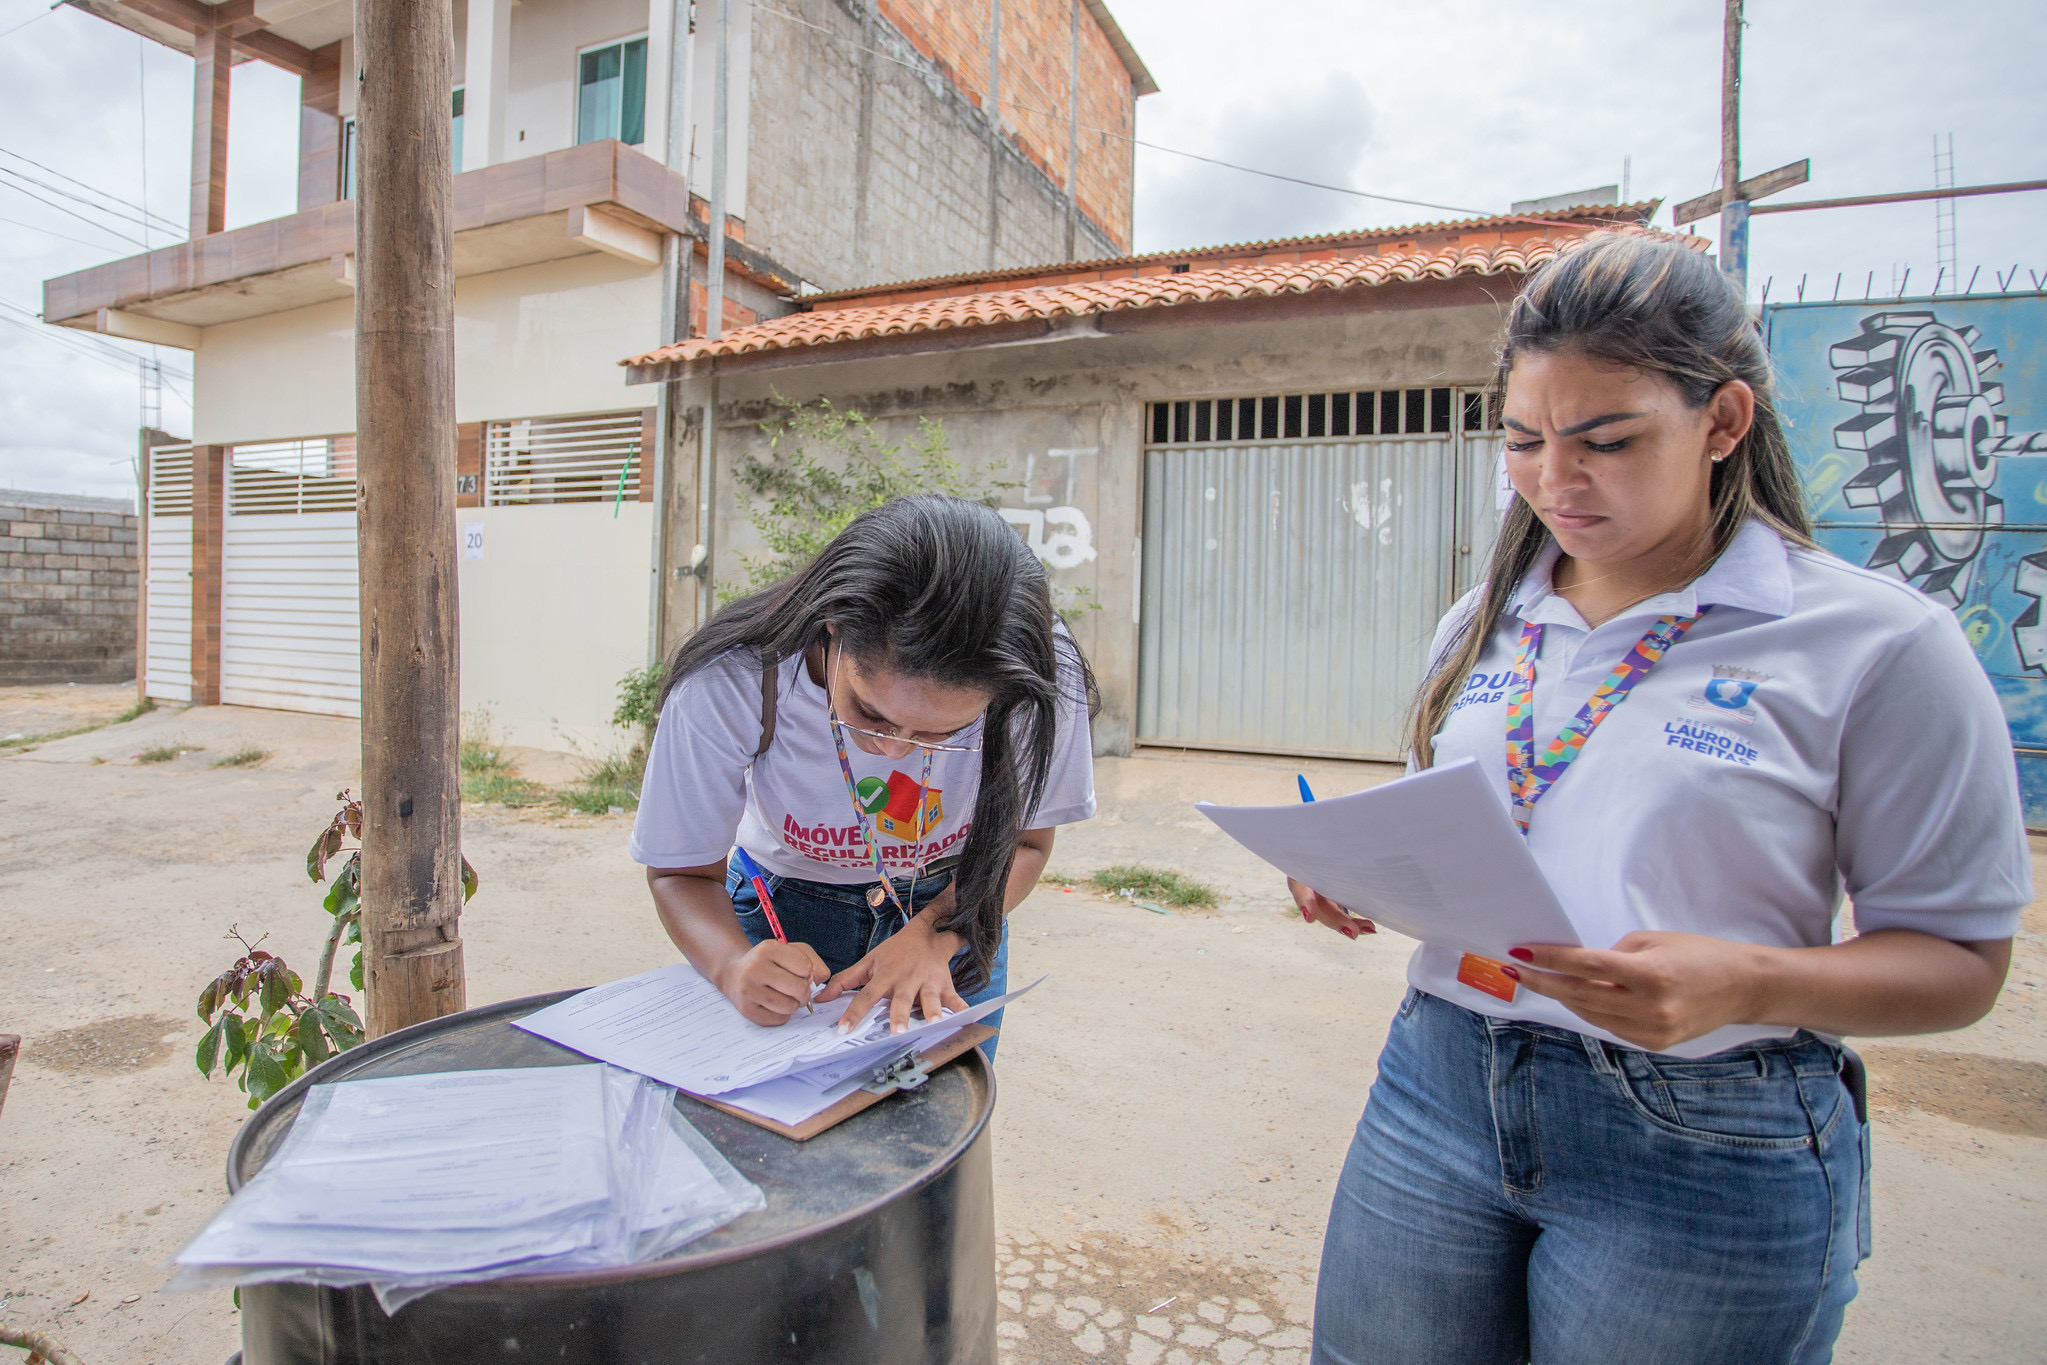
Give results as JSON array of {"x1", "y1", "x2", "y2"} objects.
[{"x1": 46, "y1": 0, "x2": 1153, "y2": 749}]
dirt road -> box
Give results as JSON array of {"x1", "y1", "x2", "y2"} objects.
[{"x1": 1, "y1": 694, "x2": 2041, "y2": 1363}]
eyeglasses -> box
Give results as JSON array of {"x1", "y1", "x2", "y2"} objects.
[{"x1": 828, "y1": 646, "x2": 985, "y2": 754}]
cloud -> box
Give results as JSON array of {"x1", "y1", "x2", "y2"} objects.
[
  {"x1": 0, "y1": 7, "x2": 295, "y2": 499},
  {"x1": 1136, "y1": 70, "x2": 1375, "y2": 252}
]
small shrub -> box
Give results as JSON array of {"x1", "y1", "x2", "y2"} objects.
[
  {"x1": 556, "y1": 749, "x2": 643, "y2": 815},
  {"x1": 114, "y1": 696, "x2": 157, "y2": 724},
  {"x1": 1090, "y1": 864, "x2": 1219, "y2": 909},
  {"x1": 138, "y1": 743, "x2": 201, "y2": 764},
  {"x1": 459, "y1": 710, "x2": 545, "y2": 806},
  {"x1": 613, "y1": 664, "x2": 665, "y2": 735},
  {"x1": 724, "y1": 397, "x2": 1013, "y2": 599},
  {"x1": 212, "y1": 746, "x2": 270, "y2": 768}
]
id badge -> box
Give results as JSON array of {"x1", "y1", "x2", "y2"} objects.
[{"x1": 1457, "y1": 953, "x2": 1519, "y2": 1003}]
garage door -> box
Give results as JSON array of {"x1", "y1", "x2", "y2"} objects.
[
  {"x1": 143, "y1": 445, "x2": 194, "y2": 702},
  {"x1": 1137, "y1": 388, "x2": 1501, "y2": 760},
  {"x1": 220, "y1": 439, "x2": 361, "y2": 716}
]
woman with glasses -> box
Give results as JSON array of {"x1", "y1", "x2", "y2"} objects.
[{"x1": 631, "y1": 494, "x2": 1098, "y2": 1053}]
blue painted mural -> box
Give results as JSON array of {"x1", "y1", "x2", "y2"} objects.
[{"x1": 1763, "y1": 295, "x2": 2047, "y2": 826}]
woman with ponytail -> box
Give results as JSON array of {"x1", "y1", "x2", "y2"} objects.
[
  {"x1": 631, "y1": 494, "x2": 1098, "y2": 1055},
  {"x1": 1298, "y1": 233, "x2": 2024, "y2": 1363}
]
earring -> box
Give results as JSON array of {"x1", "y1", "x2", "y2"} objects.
[{"x1": 1710, "y1": 450, "x2": 1726, "y2": 463}]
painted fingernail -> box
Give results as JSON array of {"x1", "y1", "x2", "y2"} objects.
[
  {"x1": 1501, "y1": 965, "x2": 1521, "y2": 980},
  {"x1": 1301, "y1": 908, "x2": 1311, "y2": 922},
  {"x1": 1508, "y1": 947, "x2": 1534, "y2": 962},
  {"x1": 1342, "y1": 927, "x2": 1357, "y2": 939}
]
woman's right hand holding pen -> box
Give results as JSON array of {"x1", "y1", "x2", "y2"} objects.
[
  {"x1": 715, "y1": 940, "x2": 831, "y2": 1026},
  {"x1": 1287, "y1": 878, "x2": 1376, "y2": 941}
]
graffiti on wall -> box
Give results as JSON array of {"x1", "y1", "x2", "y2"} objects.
[
  {"x1": 1765, "y1": 294, "x2": 2047, "y2": 821},
  {"x1": 1001, "y1": 446, "x2": 1100, "y2": 570}
]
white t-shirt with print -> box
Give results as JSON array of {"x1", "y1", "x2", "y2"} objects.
[
  {"x1": 1411, "y1": 519, "x2": 2031, "y2": 1057},
  {"x1": 629, "y1": 643, "x2": 1097, "y2": 882}
]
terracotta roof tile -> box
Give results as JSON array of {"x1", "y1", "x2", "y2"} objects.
[
  {"x1": 796, "y1": 201, "x2": 1660, "y2": 306},
  {"x1": 624, "y1": 236, "x2": 1587, "y2": 369}
]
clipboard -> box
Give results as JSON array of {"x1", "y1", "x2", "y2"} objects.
[{"x1": 680, "y1": 1023, "x2": 996, "y2": 1142}]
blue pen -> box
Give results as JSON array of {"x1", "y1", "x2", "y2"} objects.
[
  {"x1": 733, "y1": 847, "x2": 812, "y2": 1013},
  {"x1": 1295, "y1": 775, "x2": 1315, "y2": 922}
]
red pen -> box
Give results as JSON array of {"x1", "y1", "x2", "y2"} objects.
[{"x1": 733, "y1": 847, "x2": 812, "y2": 1013}]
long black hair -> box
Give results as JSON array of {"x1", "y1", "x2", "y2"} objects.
[
  {"x1": 664, "y1": 494, "x2": 1099, "y2": 990},
  {"x1": 1408, "y1": 230, "x2": 1814, "y2": 766}
]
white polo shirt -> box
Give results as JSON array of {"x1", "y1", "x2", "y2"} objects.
[{"x1": 1414, "y1": 519, "x2": 2031, "y2": 1057}]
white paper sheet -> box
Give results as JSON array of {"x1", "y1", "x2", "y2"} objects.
[
  {"x1": 168, "y1": 1064, "x2": 766, "y2": 1304},
  {"x1": 512, "y1": 964, "x2": 1039, "y2": 1096},
  {"x1": 1197, "y1": 757, "x2": 1583, "y2": 959},
  {"x1": 708, "y1": 1021, "x2": 971, "y2": 1127}
]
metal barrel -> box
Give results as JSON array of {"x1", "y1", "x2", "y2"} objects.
[{"x1": 227, "y1": 990, "x2": 997, "y2": 1365}]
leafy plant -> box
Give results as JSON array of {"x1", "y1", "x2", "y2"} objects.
[
  {"x1": 556, "y1": 748, "x2": 643, "y2": 815},
  {"x1": 306, "y1": 790, "x2": 481, "y2": 998},
  {"x1": 195, "y1": 927, "x2": 364, "y2": 1109},
  {"x1": 1051, "y1": 584, "x2": 1104, "y2": 625},
  {"x1": 612, "y1": 663, "x2": 665, "y2": 735},
  {"x1": 723, "y1": 396, "x2": 1012, "y2": 598},
  {"x1": 1090, "y1": 864, "x2": 1219, "y2": 909}
]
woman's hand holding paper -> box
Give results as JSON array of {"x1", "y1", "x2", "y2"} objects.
[
  {"x1": 820, "y1": 888, "x2": 970, "y2": 1036},
  {"x1": 1287, "y1": 878, "x2": 1376, "y2": 941},
  {"x1": 1501, "y1": 931, "x2": 1771, "y2": 1052}
]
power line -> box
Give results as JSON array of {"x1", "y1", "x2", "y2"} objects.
[
  {"x1": 0, "y1": 2, "x2": 59, "y2": 43},
  {"x1": 0, "y1": 173, "x2": 150, "y2": 249},
  {"x1": 0, "y1": 162, "x2": 178, "y2": 238},
  {"x1": 0, "y1": 212, "x2": 137, "y2": 251},
  {"x1": 0, "y1": 298, "x2": 193, "y2": 381},
  {"x1": 0, "y1": 145, "x2": 184, "y2": 235}
]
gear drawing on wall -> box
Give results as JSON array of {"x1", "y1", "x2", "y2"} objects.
[{"x1": 1830, "y1": 310, "x2": 2047, "y2": 611}]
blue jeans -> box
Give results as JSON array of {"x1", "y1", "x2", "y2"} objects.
[
  {"x1": 725, "y1": 863, "x2": 1009, "y2": 1061},
  {"x1": 1314, "y1": 989, "x2": 1869, "y2": 1365}
]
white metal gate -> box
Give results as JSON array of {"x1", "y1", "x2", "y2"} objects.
[
  {"x1": 143, "y1": 445, "x2": 195, "y2": 702},
  {"x1": 220, "y1": 439, "x2": 361, "y2": 716},
  {"x1": 1137, "y1": 388, "x2": 1501, "y2": 760}
]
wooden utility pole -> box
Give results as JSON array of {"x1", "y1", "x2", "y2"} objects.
[
  {"x1": 354, "y1": 0, "x2": 467, "y2": 1037},
  {"x1": 1718, "y1": 0, "x2": 1749, "y2": 290}
]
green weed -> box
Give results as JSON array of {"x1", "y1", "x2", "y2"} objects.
[
  {"x1": 137, "y1": 743, "x2": 201, "y2": 764},
  {"x1": 1090, "y1": 864, "x2": 1219, "y2": 910},
  {"x1": 212, "y1": 746, "x2": 270, "y2": 768}
]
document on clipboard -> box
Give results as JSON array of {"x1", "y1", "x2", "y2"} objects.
[
  {"x1": 514, "y1": 966, "x2": 1036, "y2": 1139},
  {"x1": 1196, "y1": 757, "x2": 1582, "y2": 961}
]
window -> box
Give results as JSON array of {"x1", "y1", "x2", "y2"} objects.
[
  {"x1": 577, "y1": 38, "x2": 648, "y2": 146},
  {"x1": 338, "y1": 87, "x2": 466, "y2": 199}
]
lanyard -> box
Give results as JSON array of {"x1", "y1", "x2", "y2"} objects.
[
  {"x1": 828, "y1": 708, "x2": 936, "y2": 917},
  {"x1": 1505, "y1": 607, "x2": 1710, "y2": 833}
]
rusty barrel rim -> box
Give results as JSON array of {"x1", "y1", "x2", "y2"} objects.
[{"x1": 224, "y1": 987, "x2": 996, "y2": 1289}]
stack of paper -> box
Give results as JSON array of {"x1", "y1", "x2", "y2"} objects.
[
  {"x1": 513, "y1": 965, "x2": 1039, "y2": 1126},
  {"x1": 167, "y1": 1063, "x2": 763, "y2": 1311}
]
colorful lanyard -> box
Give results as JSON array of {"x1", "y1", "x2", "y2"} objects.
[
  {"x1": 828, "y1": 706, "x2": 936, "y2": 917},
  {"x1": 1505, "y1": 606, "x2": 1710, "y2": 833}
]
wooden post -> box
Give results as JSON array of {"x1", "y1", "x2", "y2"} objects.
[
  {"x1": 1718, "y1": 0, "x2": 1748, "y2": 290},
  {"x1": 354, "y1": 0, "x2": 466, "y2": 1038},
  {"x1": 189, "y1": 444, "x2": 225, "y2": 705},
  {"x1": 190, "y1": 20, "x2": 232, "y2": 238}
]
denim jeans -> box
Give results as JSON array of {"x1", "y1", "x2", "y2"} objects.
[
  {"x1": 725, "y1": 864, "x2": 1009, "y2": 1061},
  {"x1": 1313, "y1": 989, "x2": 1869, "y2": 1365}
]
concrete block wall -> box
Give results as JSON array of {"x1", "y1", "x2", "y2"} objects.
[
  {"x1": 746, "y1": 0, "x2": 1123, "y2": 292},
  {"x1": 0, "y1": 490, "x2": 139, "y2": 685}
]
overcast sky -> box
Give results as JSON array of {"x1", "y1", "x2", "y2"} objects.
[{"x1": 2, "y1": 0, "x2": 2042, "y2": 501}]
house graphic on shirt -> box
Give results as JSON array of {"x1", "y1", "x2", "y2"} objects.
[{"x1": 869, "y1": 770, "x2": 943, "y2": 841}]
